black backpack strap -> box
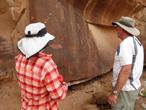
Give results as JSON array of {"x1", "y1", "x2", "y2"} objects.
[{"x1": 129, "y1": 37, "x2": 138, "y2": 90}]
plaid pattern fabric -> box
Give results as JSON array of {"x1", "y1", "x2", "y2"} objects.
[{"x1": 15, "y1": 52, "x2": 68, "y2": 110}]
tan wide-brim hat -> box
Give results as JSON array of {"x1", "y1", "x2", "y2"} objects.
[
  {"x1": 17, "y1": 22, "x2": 55, "y2": 59},
  {"x1": 112, "y1": 16, "x2": 140, "y2": 36}
]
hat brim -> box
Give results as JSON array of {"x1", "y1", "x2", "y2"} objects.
[
  {"x1": 17, "y1": 33, "x2": 55, "y2": 58},
  {"x1": 112, "y1": 22, "x2": 140, "y2": 36}
]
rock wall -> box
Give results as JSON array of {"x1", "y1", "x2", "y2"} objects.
[
  {"x1": 0, "y1": 0, "x2": 29, "y2": 80},
  {"x1": 0, "y1": 0, "x2": 146, "y2": 82}
]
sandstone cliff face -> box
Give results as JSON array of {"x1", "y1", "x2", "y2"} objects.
[
  {"x1": 0, "y1": 0, "x2": 146, "y2": 82},
  {"x1": 0, "y1": 0, "x2": 29, "y2": 80}
]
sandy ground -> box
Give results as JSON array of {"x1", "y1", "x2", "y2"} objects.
[{"x1": 0, "y1": 71, "x2": 146, "y2": 110}]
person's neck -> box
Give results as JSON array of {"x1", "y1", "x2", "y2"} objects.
[{"x1": 120, "y1": 32, "x2": 130, "y2": 40}]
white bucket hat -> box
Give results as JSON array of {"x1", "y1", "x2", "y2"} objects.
[
  {"x1": 17, "y1": 22, "x2": 55, "y2": 59},
  {"x1": 112, "y1": 16, "x2": 140, "y2": 36}
]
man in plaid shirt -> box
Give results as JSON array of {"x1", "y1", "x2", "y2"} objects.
[{"x1": 16, "y1": 22, "x2": 68, "y2": 110}]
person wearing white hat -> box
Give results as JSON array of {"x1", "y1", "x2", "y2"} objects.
[
  {"x1": 15, "y1": 22, "x2": 68, "y2": 110},
  {"x1": 107, "y1": 17, "x2": 144, "y2": 110}
]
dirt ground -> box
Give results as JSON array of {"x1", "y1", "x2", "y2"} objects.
[{"x1": 0, "y1": 71, "x2": 146, "y2": 110}]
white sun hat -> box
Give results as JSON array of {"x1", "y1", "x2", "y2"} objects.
[
  {"x1": 17, "y1": 22, "x2": 55, "y2": 59},
  {"x1": 112, "y1": 16, "x2": 140, "y2": 36}
]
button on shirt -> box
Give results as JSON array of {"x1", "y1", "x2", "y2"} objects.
[
  {"x1": 15, "y1": 52, "x2": 68, "y2": 110},
  {"x1": 112, "y1": 36, "x2": 144, "y2": 91}
]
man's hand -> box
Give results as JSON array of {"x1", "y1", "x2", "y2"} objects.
[{"x1": 107, "y1": 94, "x2": 118, "y2": 106}]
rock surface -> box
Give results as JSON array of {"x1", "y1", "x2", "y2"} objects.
[{"x1": 0, "y1": 0, "x2": 146, "y2": 82}]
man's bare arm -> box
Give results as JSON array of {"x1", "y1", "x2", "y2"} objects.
[{"x1": 114, "y1": 64, "x2": 132, "y2": 92}]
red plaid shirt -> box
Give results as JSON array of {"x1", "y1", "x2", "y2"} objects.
[{"x1": 15, "y1": 52, "x2": 68, "y2": 110}]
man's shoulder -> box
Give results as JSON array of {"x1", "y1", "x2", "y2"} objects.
[
  {"x1": 120, "y1": 36, "x2": 133, "y2": 45},
  {"x1": 39, "y1": 52, "x2": 52, "y2": 61},
  {"x1": 15, "y1": 53, "x2": 24, "y2": 61},
  {"x1": 123, "y1": 36, "x2": 133, "y2": 42},
  {"x1": 38, "y1": 52, "x2": 57, "y2": 68}
]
